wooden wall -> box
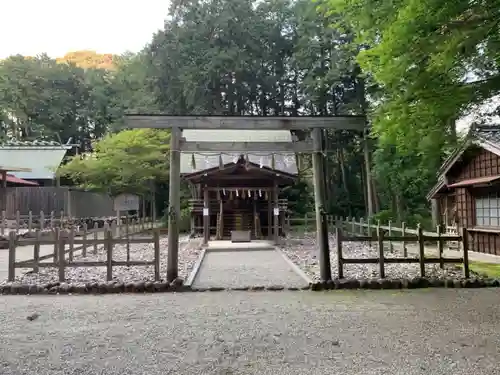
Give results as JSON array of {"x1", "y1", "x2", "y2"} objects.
[
  {"x1": 449, "y1": 148, "x2": 500, "y2": 255},
  {"x1": 0, "y1": 187, "x2": 115, "y2": 218}
]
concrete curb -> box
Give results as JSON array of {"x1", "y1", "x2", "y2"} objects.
[
  {"x1": 184, "y1": 248, "x2": 206, "y2": 287},
  {"x1": 2, "y1": 276, "x2": 499, "y2": 296},
  {"x1": 276, "y1": 248, "x2": 313, "y2": 285}
]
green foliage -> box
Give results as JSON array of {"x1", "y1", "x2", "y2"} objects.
[
  {"x1": 324, "y1": 0, "x2": 500, "y2": 222},
  {"x1": 58, "y1": 129, "x2": 170, "y2": 195}
]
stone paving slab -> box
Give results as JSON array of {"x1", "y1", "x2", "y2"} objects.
[{"x1": 192, "y1": 249, "x2": 309, "y2": 288}]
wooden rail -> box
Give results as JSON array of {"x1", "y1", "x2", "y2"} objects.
[
  {"x1": 335, "y1": 224, "x2": 469, "y2": 279},
  {"x1": 1, "y1": 209, "x2": 151, "y2": 235},
  {"x1": 7, "y1": 218, "x2": 161, "y2": 282}
]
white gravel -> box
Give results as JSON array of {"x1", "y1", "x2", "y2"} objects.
[
  {"x1": 1, "y1": 290, "x2": 499, "y2": 374},
  {"x1": 3, "y1": 235, "x2": 203, "y2": 285},
  {"x1": 280, "y1": 232, "x2": 464, "y2": 281}
]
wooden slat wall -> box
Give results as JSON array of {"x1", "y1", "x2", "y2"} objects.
[
  {"x1": 0, "y1": 187, "x2": 115, "y2": 219},
  {"x1": 451, "y1": 148, "x2": 500, "y2": 255}
]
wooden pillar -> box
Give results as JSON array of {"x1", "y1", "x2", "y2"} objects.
[
  {"x1": 267, "y1": 189, "x2": 272, "y2": 240},
  {"x1": 1, "y1": 170, "x2": 6, "y2": 212},
  {"x1": 219, "y1": 199, "x2": 224, "y2": 240},
  {"x1": 312, "y1": 128, "x2": 332, "y2": 281},
  {"x1": 166, "y1": 127, "x2": 181, "y2": 282},
  {"x1": 203, "y1": 187, "x2": 209, "y2": 244},
  {"x1": 363, "y1": 130, "x2": 374, "y2": 217},
  {"x1": 272, "y1": 184, "x2": 279, "y2": 244},
  {"x1": 431, "y1": 198, "x2": 440, "y2": 228}
]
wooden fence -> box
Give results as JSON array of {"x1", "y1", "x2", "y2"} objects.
[
  {"x1": 7, "y1": 218, "x2": 160, "y2": 282},
  {"x1": 1, "y1": 187, "x2": 116, "y2": 218},
  {"x1": 0, "y1": 209, "x2": 154, "y2": 235},
  {"x1": 286, "y1": 215, "x2": 469, "y2": 279},
  {"x1": 335, "y1": 224, "x2": 469, "y2": 279}
]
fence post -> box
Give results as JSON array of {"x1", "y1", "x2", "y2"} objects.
[
  {"x1": 8, "y1": 231, "x2": 16, "y2": 282},
  {"x1": 53, "y1": 227, "x2": 59, "y2": 262},
  {"x1": 360, "y1": 218, "x2": 365, "y2": 235},
  {"x1": 16, "y1": 210, "x2": 20, "y2": 233},
  {"x1": 106, "y1": 229, "x2": 113, "y2": 281},
  {"x1": 126, "y1": 215, "x2": 130, "y2": 265},
  {"x1": 388, "y1": 220, "x2": 393, "y2": 251},
  {"x1": 111, "y1": 220, "x2": 117, "y2": 238},
  {"x1": 1, "y1": 210, "x2": 5, "y2": 235},
  {"x1": 462, "y1": 227, "x2": 470, "y2": 279},
  {"x1": 402, "y1": 222, "x2": 407, "y2": 257},
  {"x1": 437, "y1": 224, "x2": 444, "y2": 269},
  {"x1": 154, "y1": 229, "x2": 160, "y2": 281},
  {"x1": 28, "y1": 211, "x2": 33, "y2": 232},
  {"x1": 417, "y1": 224, "x2": 425, "y2": 277},
  {"x1": 33, "y1": 230, "x2": 40, "y2": 273},
  {"x1": 82, "y1": 223, "x2": 88, "y2": 257},
  {"x1": 40, "y1": 211, "x2": 45, "y2": 231},
  {"x1": 367, "y1": 218, "x2": 373, "y2": 248},
  {"x1": 60, "y1": 210, "x2": 65, "y2": 228},
  {"x1": 93, "y1": 222, "x2": 99, "y2": 254},
  {"x1": 68, "y1": 228, "x2": 75, "y2": 262},
  {"x1": 351, "y1": 217, "x2": 355, "y2": 234},
  {"x1": 377, "y1": 225, "x2": 385, "y2": 278},
  {"x1": 335, "y1": 227, "x2": 343, "y2": 279},
  {"x1": 50, "y1": 211, "x2": 55, "y2": 229},
  {"x1": 58, "y1": 230, "x2": 65, "y2": 282}
]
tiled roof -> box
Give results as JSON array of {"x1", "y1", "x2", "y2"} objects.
[
  {"x1": 473, "y1": 124, "x2": 500, "y2": 145},
  {"x1": 0, "y1": 139, "x2": 65, "y2": 148},
  {"x1": 180, "y1": 129, "x2": 298, "y2": 175}
]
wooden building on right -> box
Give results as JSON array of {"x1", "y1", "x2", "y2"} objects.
[{"x1": 427, "y1": 124, "x2": 500, "y2": 255}]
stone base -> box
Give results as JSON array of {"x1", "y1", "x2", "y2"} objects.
[{"x1": 231, "y1": 230, "x2": 251, "y2": 243}]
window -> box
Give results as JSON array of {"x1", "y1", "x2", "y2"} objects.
[{"x1": 476, "y1": 193, "x2": 500, "y2": 227}]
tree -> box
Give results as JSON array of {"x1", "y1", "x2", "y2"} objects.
[
  {"x1": 0, "y1": 54, "x2": 116, "y2": 146},
  {"x1": 56, "y1": 51, "x2": 117, "y2": 70},
  {"x1": 57, "y1": 129, "x2": 170, "y2": 195},
  {"x1": 324, "y1": 0, "x2": 500, "y2": 220}
]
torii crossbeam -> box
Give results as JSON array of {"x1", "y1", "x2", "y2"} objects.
[{"x1": 124, "y1": 115, "x2": 367, "y2": 282}]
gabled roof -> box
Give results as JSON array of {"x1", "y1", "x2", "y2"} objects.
[
  {"x1": 183, "y1": 160, "x2": 298, "y2": 184},
  {"x1": 437, "y1": 125, "x2": 500, "y2": 177},
  {"x1": 0, "y1": 140, "x2": 72, "y2": 180},
  {"x1": 427, "y1": 124, "x2": 500, "y2": 200},
  {"x1": 180, "y1": 129, "x2": 298, "y2": 175}
]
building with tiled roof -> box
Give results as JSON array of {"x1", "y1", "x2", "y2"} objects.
[
  {"x1": 427, "y1": 124, "x2": 500, "y2": 255},
  {"x1": 181, "y1": 129, "x2": 299, "y2": 240},
  {"x1": 0, "y1": 139, "x2": 72, "y2": 183}
]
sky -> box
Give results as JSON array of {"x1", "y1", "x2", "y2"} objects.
[{"x1": 0, "y1": 0, "x2": 171, "y2": 58}]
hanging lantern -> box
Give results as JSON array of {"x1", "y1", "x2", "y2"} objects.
[
  {"x1": 259, "y1": 189, "x2": 262, "y2": 197},
  {"x1": 236, "y1": 189, "x2": 239, "y2": 197},
  {"x1": 223, "y1": 188, "x2": 226, "y2": 196},
  {"x1": 219, "y1": 154, "x2": 224, "y2": 169},
  {"x1": 191, "y1": 154, "x2": 196, "y2": 170}
]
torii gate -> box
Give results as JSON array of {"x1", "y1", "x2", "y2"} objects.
[{"x1": 124, "y1": 115, "x2": 368, "y2": 282}]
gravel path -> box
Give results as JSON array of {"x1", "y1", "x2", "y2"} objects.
[
  {"x1": 192, "y1": 250, "x2": 308, "y2": 288},
  {"x1": 280, "y1": 233, "x2": 465, "y2": 281},
  {"x1": 1, "y1": 235, "x2": 201, "y2": 285},
  {"x1": 1, "y1": 290, "x2": 499, "y2": 374}
]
